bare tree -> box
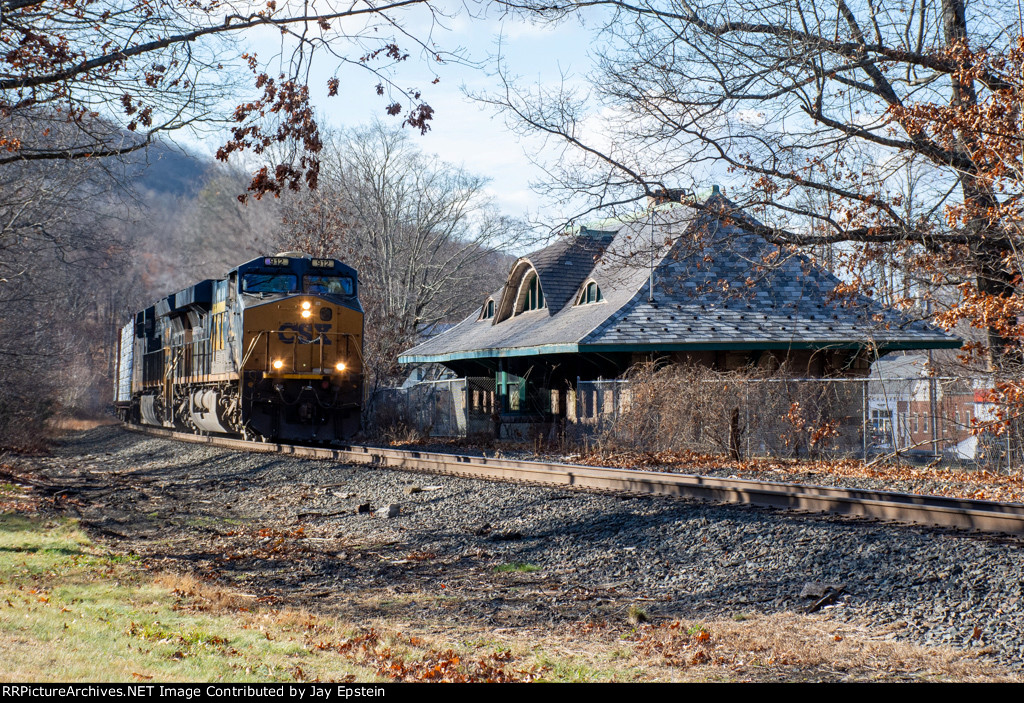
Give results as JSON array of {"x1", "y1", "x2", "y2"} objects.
[
  {"x1": 0, "y1": 143, "x2": 135, "y2": 447},
  {"x1": 173, "y1": 166, "x2": 283, "y2": 280},
  {"x1": 277, "y1": 123, "x2": 528, "y2": 388},
  {"x1": 487, "y1": 0, "x2": 1021, "y2": 368}
]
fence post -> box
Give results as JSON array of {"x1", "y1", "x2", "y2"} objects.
[
  {"x1": 862, "y1": 379, "x2": 868, "y2": 462},
  {"x1": 576, "y1": 376, "x2": 581, "y2": 421},
  {"x1": 745, "y1": 383, "x2": 750, "y2": 459},
  {"x1": 1008, "y1": 429, "x2": 1012, "y2": 475}
]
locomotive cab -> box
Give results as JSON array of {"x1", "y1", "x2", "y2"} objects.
[{"x1": 236, "y1": 255, "x2": 364, "y2": 441}]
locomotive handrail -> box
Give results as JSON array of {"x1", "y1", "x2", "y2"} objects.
[
  {"x1": 239, "y1": 330, "x2": 265, "y2": 370},
  {"x1": 163, "y1": 347, "x2": 185, "y2": 380}
]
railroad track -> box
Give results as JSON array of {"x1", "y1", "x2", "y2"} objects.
[{"x1": 127, "y1": 425, "x2": 1024, "y2": 536}]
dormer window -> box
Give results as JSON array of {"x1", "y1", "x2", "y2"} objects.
[
  {"x1": 520, "y1": 273, "x2": 545, "y2": 313},
  {"x1": 577, "y1": 281, "x2": 603, "y2": 305},
  {"x1": 494, "y1": 260, "x2": 546, "y2": 323},
  {"x1": 481, "y1": 299, "x2": 495, "y2": 320}
]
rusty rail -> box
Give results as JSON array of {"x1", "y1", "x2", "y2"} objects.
[{"x1": 127, "y1": 425, "x2": 1024, "y2": 536}]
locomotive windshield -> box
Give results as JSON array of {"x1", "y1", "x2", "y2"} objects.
[
  {"x1": 242, "y1": 273, "x2": 298, "y2": 293},
  {"x1": 304, "y1": 274, "x2": 354, "y2": 296}
]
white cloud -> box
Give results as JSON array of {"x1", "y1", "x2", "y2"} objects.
[{"x1": 733, "y1": 108, "x2": 767, "y2": 126}]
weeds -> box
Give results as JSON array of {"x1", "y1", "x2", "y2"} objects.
[
  {"x1": 493, "y1": 562, "x2": 541, "y2": 574},
  {"x1": 571, "y1": 363, "x2": 860, "y2": 460},
  {"x1": 627, "y1": 605, "x2": 649, "y2": 625}
]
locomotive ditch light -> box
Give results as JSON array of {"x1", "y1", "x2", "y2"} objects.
[
  {"x1": 272, "y1": 359, "x2": 284, "y2": 370},
  {"x1": 335, "y1": 362, "x2": 346, "y2": 372}
]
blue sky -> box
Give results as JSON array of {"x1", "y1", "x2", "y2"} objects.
[{"x1": 189, "y1": 4, "x2": 604, "y2": 224}]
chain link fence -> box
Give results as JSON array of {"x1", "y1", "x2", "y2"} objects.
[
  {"x1": 574, "y1": 371, "x2": 1020, "y2": 471},
  {"x1": 369, "y1": 369, "x2": 1022, "y2": 470}
]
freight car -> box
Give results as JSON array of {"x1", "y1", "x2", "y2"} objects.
[{"x1": 114, "y1": 253, "x2": 363, "y2": 442}]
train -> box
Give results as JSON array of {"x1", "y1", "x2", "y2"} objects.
[{"x1": 114, "y1": 253, "x2": 364, "y2": 442}]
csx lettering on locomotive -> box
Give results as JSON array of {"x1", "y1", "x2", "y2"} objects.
[{"x1": 278, "y1": 323, "x2": 332, "y2": 344}]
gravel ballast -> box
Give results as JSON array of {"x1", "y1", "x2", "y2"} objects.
[{"x1": 9, "y1": 425, "x2": 1024, "y2": 674}]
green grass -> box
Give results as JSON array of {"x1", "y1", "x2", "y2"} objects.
[
  {"x1": 493, "y1": 562, "x2": 541, "y2": 573},
  {"x1": 532, "y1": 651, "x2": 629, "y2": 683},
  {"x1": 0, "y1": 513, "x2": 375, "y2": 682}
]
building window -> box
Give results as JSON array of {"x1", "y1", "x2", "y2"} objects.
[
  {"x1": 577, "y1": 281, "x2": 603, "y2": 305},
  {"x1": 522, "y1": 273, "x2": 545, "y2": 312},
  {"x1": 481, "y1": 299, "x2": 495, "y2": 320}
]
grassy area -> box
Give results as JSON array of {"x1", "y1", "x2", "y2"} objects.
[
  {"x1": 0, "y1": 510, "x2": 1019, "y2": 682},
  {"x1": 0, "y1": 513, "x2": 375, "y2": 682},
  {"x1": 494, "y1": 562, "x2": 542, "y2": 573},
  {"x1": 0, "y1": 511, "x2": 395, "y2": 683},
  {"x1": 0, "y1": 513, "x2": 549, "y2": 682}
]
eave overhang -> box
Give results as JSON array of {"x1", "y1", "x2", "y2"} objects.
[{"x1": 398, "y1": 337, "x2": 962, "y2": 365}]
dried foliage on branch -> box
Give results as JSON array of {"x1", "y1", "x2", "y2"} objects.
[
  {"x1": 885, "y1": 37, "x2": 1024, "y2": 424},
  {"x1": 488, "y1": 0, "x2": 1024, "y2": 409},
  {"x1": 1, "y1": 0, "x2": 458, "y2": 197}
]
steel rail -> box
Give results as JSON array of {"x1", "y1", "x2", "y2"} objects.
[{"x1": 127, "y1": 425, "x2": 1024, "y2": 536}]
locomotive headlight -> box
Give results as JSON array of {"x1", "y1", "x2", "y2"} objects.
[
  {"x1": 301, "y1": 301, "x2": 311, "y2": 309},
  {"x1": 272, "y1": 359, "x2": 284, "y2": 370},
  {"x1": 335, "y1": 362, "x2": 346, "y2": 372},
  {"x1": 301, "y1": 309, "x2": 312, "y2": 318}
]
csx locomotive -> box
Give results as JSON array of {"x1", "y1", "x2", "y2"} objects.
[{"x1": 114, "y1": 253, "x2": 364, "y2": 441}]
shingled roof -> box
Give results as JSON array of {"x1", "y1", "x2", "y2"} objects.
[{"x1": 399, "y1": 195, "x2": 960, "y2": 365}]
